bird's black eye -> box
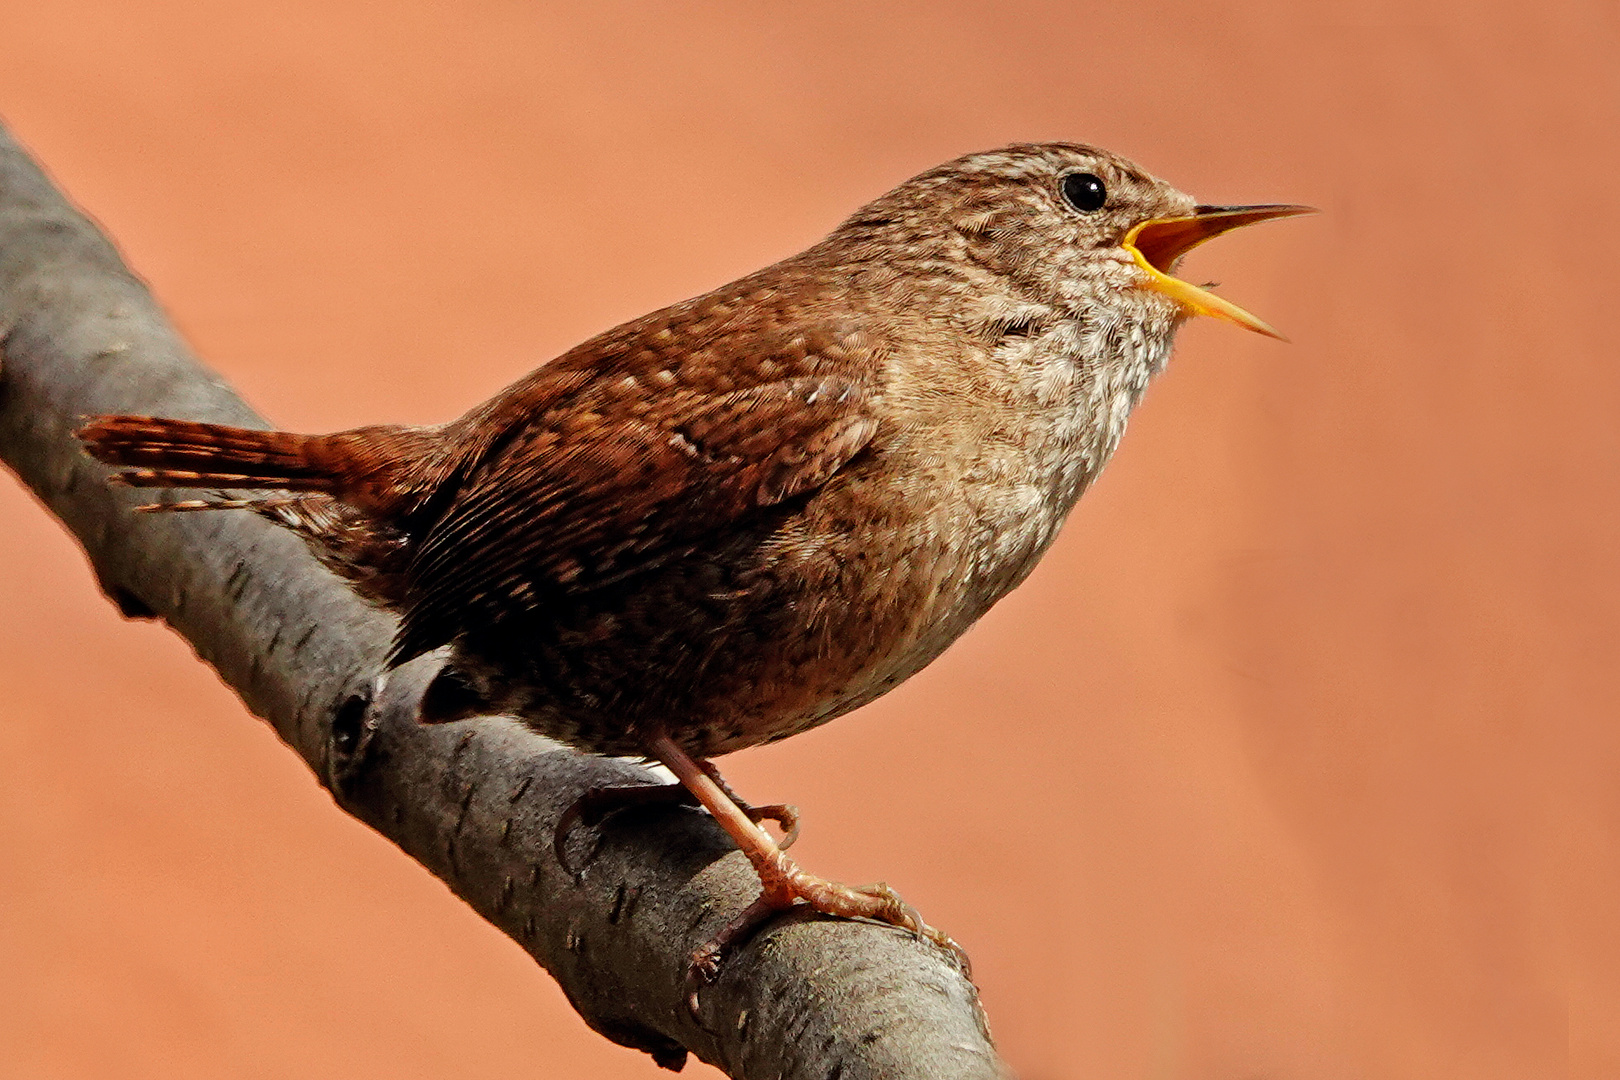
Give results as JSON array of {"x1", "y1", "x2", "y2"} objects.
[{"x1": 1060, "y1": 172, "x2": 1107, "y2": 213}]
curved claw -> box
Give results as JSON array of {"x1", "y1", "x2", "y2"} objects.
[
  {"x1": 855, "y1": 881, "x2": 971, "y2": 977},
  {"x1": 691, "y1": 758, "x2": 801, "y2": 850},
  {"x1": 743, "y1": 802, "x2": 801, "y2": 850}
]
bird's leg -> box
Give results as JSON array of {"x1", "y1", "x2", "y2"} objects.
[
  {"x1": 647, "y1": 734, "x2": 967, "y2": 1011},
  {"x1": 554, "y1": 769, "x2": 798, "y2": 878},
  {"x1": 693, "y1": 758, "x2": 800, "y2": 851}
]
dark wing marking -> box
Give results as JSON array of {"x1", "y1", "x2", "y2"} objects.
[{"x1": 389, "y1": 371, "x2": 876, "y2": 664}]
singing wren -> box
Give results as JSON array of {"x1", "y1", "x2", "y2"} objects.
[{"x1": 80, "y1": 143, "x2": 1310, "y2": 988}]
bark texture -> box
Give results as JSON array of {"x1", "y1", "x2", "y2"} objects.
[{"x1": 0, "y1": 121, "x2": 1003, "y2": 1079}]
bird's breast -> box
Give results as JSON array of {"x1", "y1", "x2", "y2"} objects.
[{"x1": 778, "y1": 311, "x2": 1175, "y2": 724}]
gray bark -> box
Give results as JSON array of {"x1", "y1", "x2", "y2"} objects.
[{"x1": 0, "y1": 121, "x2": 1004, "y2": 1078}]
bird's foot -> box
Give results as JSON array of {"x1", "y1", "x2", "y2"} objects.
[
  {"x1": 642, "y1": 735, "x2": 965, "y2": 1015},
  {"x1": 555, "y1": 776, "x2": 798, "y2": 879},
  {"x1": 684, "y1": 855, "x2": 969, "y2": 1013}
]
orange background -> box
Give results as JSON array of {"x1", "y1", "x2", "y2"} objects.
[{"x1": 0, "y1": 3, "x2": 1609, "y2": 1078}]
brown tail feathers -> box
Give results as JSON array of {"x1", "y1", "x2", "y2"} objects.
[{"x1": 78, "y1": 416, "x2": 341, "y2": 501}]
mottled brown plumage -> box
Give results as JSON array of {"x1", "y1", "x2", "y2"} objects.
[{"x1": 79, "y1": 143, "x2": 1308, "y2": 990}]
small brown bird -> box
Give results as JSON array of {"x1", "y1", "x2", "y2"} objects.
[{"x1": 80, "y1": 143, "x2": 1308, "y2": 988}]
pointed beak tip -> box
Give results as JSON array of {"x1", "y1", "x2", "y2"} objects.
[{"x1": 1193, "y1": 203, "x2": 1319, "y2": 220}]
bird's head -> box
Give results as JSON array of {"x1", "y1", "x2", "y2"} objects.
[{"x1": 844, "y1": 142, "x2": 1312, "y2": 340}]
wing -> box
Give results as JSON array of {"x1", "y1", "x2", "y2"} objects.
[{"x1": 389, "y1": 330, "x2": 879, "y2": 664}]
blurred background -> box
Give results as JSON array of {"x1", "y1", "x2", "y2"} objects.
[{"x1": 0, "y1": 2, "x2": 1610, "y2": 1077}]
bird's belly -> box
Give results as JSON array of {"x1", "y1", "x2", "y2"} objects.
[{"x1": 683, "y1": 457, "x2": 1079, "y2": 755}]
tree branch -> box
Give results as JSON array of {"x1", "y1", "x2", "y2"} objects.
[{"x1": 0, "y1": 121, "x2": 1004, "y2": 1079}]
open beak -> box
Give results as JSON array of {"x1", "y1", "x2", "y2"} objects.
[{"x1": 1122, "y1": 204, "x2": 1315, "y2": 340}]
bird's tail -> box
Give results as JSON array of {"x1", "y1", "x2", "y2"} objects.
[{"x1": 78, "y1": 415, "x2": 342, "y2": 509}]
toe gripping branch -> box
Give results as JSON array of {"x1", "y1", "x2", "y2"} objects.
[{"x1": 641, "y1": 735, "x2": 971, "y2": 1014}]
